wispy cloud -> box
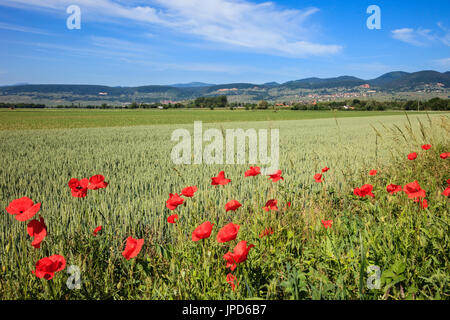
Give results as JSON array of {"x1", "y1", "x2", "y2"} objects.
[
  {"x1": 391, "y1": 23, "x2": 450, "y2": 47},
  {"x1": 0, "y1": 0, "x2": 342, "y2": 57},
  {"x1": 0, "y1": 22, "x2": 54, "y2": 35},
  {"x1": 391, "y1": 28, "x2": 434, "y2": 46}
]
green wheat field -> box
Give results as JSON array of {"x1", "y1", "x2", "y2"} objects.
[{"x1": 0, "y1": 109, "x2": 449, "y2": 300}]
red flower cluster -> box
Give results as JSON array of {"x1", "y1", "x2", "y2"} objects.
[
  {"x1": 226, "y1": 273, "x2": 239, "y2": 291},
  {"x1": 122, "y1": 237, "x2": 144, "y2": 260},
  {"x1": 354, "y1": 184, "x2": 375, "y2": 198},
  {"x1": 167, "y1": 214, "x2": 178, "y2": 224},
  {"x1": 165, "y1": 185, "x2": 198, "y2": 222},
  {"x1": 387, "y1": 184, "x2": 402, "y2": 195},
  {"x1": 314, "y1": 166, "x2": 330, "y2": 183},
  {"x1": 181, "y1": 186, "x2": 198, "y2": 197},
  {"x1": 314, "y1": 173, "x2": 323, "y2": 183},
  {"x1": 32, "y1": 254, "x2": 66, "y2": 280},
  {"x1": 225, "y1": 200, "x2": 242, "y2": 212},
  {"x1": 408, "y1": 152, "x2": 417, "y2": 161},
  {"x1": 68, "y1": 175, "x2": 108, "y2": 198},
  {"x1": 263, "y1": 199, "x2": 278, "y2": 211},
  {"x1": 321, "y1": 220, "x2": 333, "y2": 229},
  {"x1": 27, "y1": 215, "x2": 47, "y2": 248},
  {"x1": 166, "y1": 193, "x2": 184, "y2": 210},
  {"x1": 211, "y1": 171, "x2": 231, "y2": 185},
  {"x1": 268, "y1": 170, "x2": 284, "y2": 182},
  {"x1": 192, "y1": 221, "x2": 214, "y2": 241},
  {"x1": 224, "y1": 241, "x2": 255, "y2": 271},
  {"x1": 6, "y1": 197, "x2": 41, "y2": 222},
  {"x1": 403, "y1": 181, "x2": 426, "y2": 200},
  {"x1": 245, "y1": 166, "x2": 261, "y2": 177},
  {"x1": 440, "y1": 152, "x2": 450, "y2": 159},
  {"x1": 93, "y1": 225, "x2": 102, "y2": 236},
  {"x1": 217, "y1": 223, "x2": 240, "y2": 243}
]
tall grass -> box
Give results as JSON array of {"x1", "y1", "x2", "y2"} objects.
[{"x1": 0, "y1": 114, "x2": 448, "y2": 299}]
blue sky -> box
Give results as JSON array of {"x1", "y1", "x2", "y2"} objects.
[{"x1": 0, "y1": 0, "x2": 449, "y2": 86}]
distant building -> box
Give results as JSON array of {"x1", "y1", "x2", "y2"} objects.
[
  {"x1": 360, "y1": 84, "x2": 370, "y2": 89},
  {"x1": 98, "y1": 92, "x2": 108, "y2": 96},
  {"x1": 217, "y1": 88, "x2": 238, "y2": 92}
]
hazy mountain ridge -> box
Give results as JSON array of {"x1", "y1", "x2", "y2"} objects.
[{"x1": 0, "y1": 71, "x2": 448, "y2": 103}]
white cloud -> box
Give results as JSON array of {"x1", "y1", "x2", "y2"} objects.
[
  {"x1": 392, "y1": 24, "x2": 450, "y2": 47},
  {"x1": 391, "y1": 28, "x2": 433, "y2": 46},
  {"x1": 0, "y1": 22, "x2": 54, "y2": 35},
  {"x1": 0, "y1": 0, "x2": 342, "y2": 57}
]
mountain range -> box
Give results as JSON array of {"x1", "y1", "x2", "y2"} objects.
[{"x1": 1, "y1": 70, "x2": 448, "y2": 104}]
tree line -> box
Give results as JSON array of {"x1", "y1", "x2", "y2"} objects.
[{"x1": 1, "y1": 97, "x2": 449, "y2": 111}]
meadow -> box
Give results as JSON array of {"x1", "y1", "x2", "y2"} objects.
[
  {"x1": 0, "y1": 108, "x2": 436, "y2": 130},
  {"x1": 0, "y1": 109, "x2": 449, "y2": 300}
]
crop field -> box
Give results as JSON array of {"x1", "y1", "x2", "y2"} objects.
[
  {"x1": 0, "y1": 110, "x2": 449, "y2": 300},
  {"x1": 0, "y1": 109, "x2": 438, "y2": 131}
]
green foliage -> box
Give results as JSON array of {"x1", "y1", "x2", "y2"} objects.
[{"x1": 0, "y1": 113, "x2": 448, "y2": 299}]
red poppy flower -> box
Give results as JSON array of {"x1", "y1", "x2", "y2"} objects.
[
  {"x1": 447, "y1": 179, "x2": 450, "y2": 186},
  {"x1": 268, "y1": 170, "x2": 284, "y2": 182},
  {"x1": 32, "y1": 254, "x2": 66, "y2": 280},
  {"x1": 413, "y1": 197, "x2": 428, "y2": 209},
  {"x1": 263, "y1": 199, "x2": 278, "y2": 211},
  {"x1": 223, "y1": 241, "x2": 255, "y2": 271},
  {"x1": 122, "y1": 237, "x2": 144, "y2": 260},
  {"x1": 314, "y1": 173, "x2": 323, "y2": 183},
  {"x1": 27, "y1": 215, "x2": 47, "y2": 248},
  {"x1": 192, "y1": 221, "x2": 214, "y2": 241},
  {"x1": 225, "y1": 200, "x2": 242, "y2": 212},
  {"x1": 167, "y1": 214, "x2": 178, "y2": 224},
  {"x1": 166, "y1": 193, "x2": 184, "y2": 210},
  {"x1": 259, "y1": 227, "x2": 274, "y2": 238},
  {"x1": 217, "y1": 222, "x2": 240, "y2": 243},
  {"x1": 68, "y1": 178, "x2": 89, "y2": 198},
  {"x1": 211, "y1": 171, "x2": 231, "y2": 186},
  {"x1": 421, "y1": 144, "x2": 432, "y2": 150},
  {"x1": 287, "y1": 201, "x2": 291, "y2": 208},
  {"x1": 226, "y1": 273, "x2": 239, "y2": 291},
  {"x1": 321, "y1": 219, "x2": 333, "y2": 229},
  {"x1": 407, "y1": 152, "x2": 417, "y2": 160},
  {"x1": 419, "y1": 198, "x2": 428, "y2": 209},
  {"x1": 88, "y1": 175, "x2": 108, "y2": 190},
  {"x1": 245, "y1": 166, "x2": 261, "y2": 177},
  {"x1": 5, "y1": 197, "x2": 41, "y2": 222},
  {"x1": 322, "y1": 167, "x2": 330, "y2": 173},
  {"x1": 403, "y1": 181, "x2": 426, "y2": 199},
  {"x1": 353, "y1": 184, "x2": 375, "y2": 198},
  {"x1": 369, "y1": 170, "x2": 377, "y2": 176},
  {"x1": 386, "y1": 184, "x2": 402, "y2": 195},
  {"x1": 93, "y1": 225, "x2": 102, "y2": 236},
  {"x1": 442, "y1": 187, "x2": 450, "y2": 197},
  {"x1": 181, "y1": 186, "x2": 197, "y2": 197},
  {"x1": 440, "y1": 153, "x2": 449, "y2": 159}
]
